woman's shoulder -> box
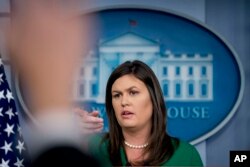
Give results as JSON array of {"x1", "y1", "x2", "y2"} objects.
[
  {"x1": 165, "y1": 138, "x2": 203, "y2": 166},
  {"x1": 87, "y1": 133, "x2": 110, "y2": 158},
  {"x1": 88, "y1": 133, "x2": 105, "y2": 142},
  {"x1": 173, "y1": 139, "x2": 201, "y2": 157},
  {"x1": 88, "y1": 133, "x2": 109, "y2": 147},
  {"x1": 173, "y1": 139, "x2": 197, "y2": 152},
  {"x1": 87, "y1": 133, "x2": 112, "y2": 167}
]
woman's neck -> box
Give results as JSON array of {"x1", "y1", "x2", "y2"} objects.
[
  {"x1": 122, "y1": 128, "x2": 150, "y2": 165},
  {"x1": 122, "y1": 126, "x2": 150, "y2": 145}
]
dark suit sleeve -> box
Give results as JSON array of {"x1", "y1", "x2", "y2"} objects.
[{"x1": 31, "y1": 145, "x2": 101, "y2": 167}]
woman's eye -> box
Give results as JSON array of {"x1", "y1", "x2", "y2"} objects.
[
  {"x1": 130, "y1": 91, "x2": 138, "y2": 96},
  {"x1": 112, "y1": 94, "x2": 120, "y2": 98}
]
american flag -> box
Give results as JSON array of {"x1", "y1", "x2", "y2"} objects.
[{"x1": 0, "y1": 58, "x2": 30, "y2": 167}]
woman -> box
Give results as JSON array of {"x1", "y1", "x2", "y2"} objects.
[{"x1": 77, "y1": 60, "x2": 203, "y2": 166}]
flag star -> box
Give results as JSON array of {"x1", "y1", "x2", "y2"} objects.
[
  {"x1": 17, "y1": 126, "x2": 22, "y2": 136},
  {"x1": 0, "y1": 59, "x2": 28, "y2": 165},
  {"x1": 5, "y1": 108, "x2": 14, "y2": 120},
  {"x1": 6, "y1": 90, "x2": 14, "y2": 103},
  {"x1": 16, "y1": 140, "x2": 25, "y2": 154},
  {"x1": 4, "y1": 123, "x2": 15, "y2": 137},
  {"x1": 0, "y1": 141, "x2": 13, "y2": 155},
  {"x1": 0, "y1": 90, "x2": 5, "y2": 100},
  {"x1": 0, "y1": 158, "x2": 10, "y2": 167},
  {"x1": 0, "y1": 74, "x2": 3, "y2": 85},
  {"x1": 0, "y1": 108, "x2": 3, "y2": 117},
  {"x1": 14, "y1": 158, "x2": 24, "y2": 167}
]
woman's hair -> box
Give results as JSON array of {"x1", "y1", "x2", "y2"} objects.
[{"x1": 103, "y1": 60, "x2": 178, "y2": 166}]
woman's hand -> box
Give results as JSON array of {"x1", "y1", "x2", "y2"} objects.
[{"x1": 74, "y1": 108, "x2": 104, "y2": 134}]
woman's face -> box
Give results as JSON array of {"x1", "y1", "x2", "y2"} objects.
[{"x1": 111, "y1": 74, "x2": 153, "y2": 131}]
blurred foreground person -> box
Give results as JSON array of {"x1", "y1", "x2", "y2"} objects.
[
  {"x1": 8, "y1": 0, "x2": 100, "y2": 166},
  {"x1": 77, "y1": 60, "x2": 203, "y2": 166}
]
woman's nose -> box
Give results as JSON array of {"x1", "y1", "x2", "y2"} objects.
[{"x1": 121, "y1": 94, "x2": 129, "y2": 107}]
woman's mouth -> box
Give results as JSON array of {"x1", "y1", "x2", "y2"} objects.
[{"x1": 121, "y1": 110, "x2": 134, "y2": 118}]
